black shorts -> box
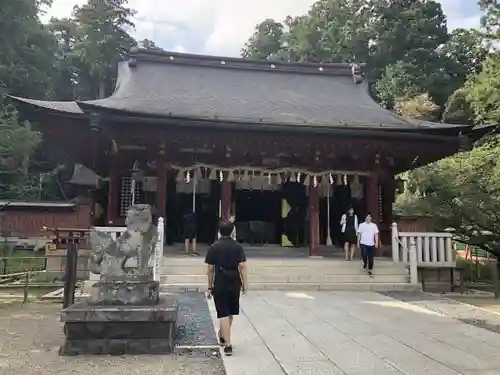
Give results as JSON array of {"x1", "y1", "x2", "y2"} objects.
[
  {"x1": 213, "y1": 289, "x2": 240, "y2": 319},
  {"x1": 183, "y1": 225, "x2": 196, "y2": 240},
  {"x1": 343, "y1": 230, "x2": 357, "y2": 245}
]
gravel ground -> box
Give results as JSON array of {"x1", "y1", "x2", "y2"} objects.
[
  {"x1": 381, "y1": 291, "x2": 500, "y2": 335},
  {"x1": 175, "y1": 292, "x2": 218, "y2": 347},
  {"x1": 0, "y1": 301, "x2": 225, "y2": 375}
]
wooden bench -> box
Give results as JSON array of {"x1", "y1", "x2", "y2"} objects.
[{"x1": 417, "y1": 264, "x2": 465, "y2": 294}]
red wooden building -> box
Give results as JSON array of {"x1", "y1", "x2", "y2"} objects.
[{"x1": 11, "y1": 49, "x2": 486, "y2": 254}]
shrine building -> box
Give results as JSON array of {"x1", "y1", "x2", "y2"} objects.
[{"x1": 11, "y1": 48, "x2": 485, "y2": 255}]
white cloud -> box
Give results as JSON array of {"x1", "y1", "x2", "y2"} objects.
[{"x1": 45, "y1": 0, "x2": 482, "y2": 57}]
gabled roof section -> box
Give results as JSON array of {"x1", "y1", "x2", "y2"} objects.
[{"x1": 10, "y1": 49, "x2": 474, "y2": 133}]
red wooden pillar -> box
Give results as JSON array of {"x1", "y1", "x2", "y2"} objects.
[
  {"x1": 220, "y1": 181, "x2": 232, "y2": 219},
  {"x1": 308, "y1": 182, "x2": 320, "y2": 256},
  {"x1": 107, "y1": 158, "x2": 119, "y2": 225}
]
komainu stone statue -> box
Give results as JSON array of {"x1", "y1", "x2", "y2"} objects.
[
  {"x1": 88, "y1": 204, "x2": 157, "y2": 277},
  {"x1": 87, "y1": 204, "x2": 160, "y2": 305}
]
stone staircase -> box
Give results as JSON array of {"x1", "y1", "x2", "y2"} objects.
[{"x1": 160, "y1": 256, "x2": 420, "y2": 292}]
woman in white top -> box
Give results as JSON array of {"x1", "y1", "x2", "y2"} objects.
[{"x1": 340, "y1": 206, "x2": 359, "y2": 261}]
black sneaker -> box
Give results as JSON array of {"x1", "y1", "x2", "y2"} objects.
[
  {"x1": 224, "y1": 345, "x2": 233, "y2": 356},
  {"x1": 368, "y1": 271, "x2": 373, "y2": 277},
  {"x1": 218, "y1": 331, "x2": 225, "y2": 346}
]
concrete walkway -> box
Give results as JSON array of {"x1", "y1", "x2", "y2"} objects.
[{"x1": 209, "y1": 291, "x2": 500, "y2": 375}]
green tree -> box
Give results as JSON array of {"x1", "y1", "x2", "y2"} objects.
[
  {"x1": 241, "y1": 19, "x2": 284, "y2": 59},
  {"x1": 367, "y1": 0, "x2": 448, "y2": 76},
  {"x1": 394, "y1": 93, "x2": 439, "y2": 121},
  {"x1": 479, "y1": 0, "x2": 500, "y2": 39},
  {"x1": 395, "y1": 138, "x2": 500, "y2": 261},
  {"x1": 465, "y1": 52, "x2": 500, "y2": 125},
  {"x1": 0, "y1": 105, "x2": 41, "y2": 199},
  {"x1": 0, "y1": 0, "x2": 59, "y2": 99},
  {"x1": 138, "y1": 39, "x2": 164, "y2": 51},
  {"x1": 69, "y1": 0, "x2": 137, "y2": 99},
  {"x1": 374, "y1": 61, "x2": 421, "y2": 108},
  {"x1": 442, "y1": 88, "x2": 474, "y2": 124}
]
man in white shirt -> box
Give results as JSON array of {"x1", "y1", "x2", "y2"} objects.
[{"x1": 357, "y1": 213, "x2": 379, "y2": 277}]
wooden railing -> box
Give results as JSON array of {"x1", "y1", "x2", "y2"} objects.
[
  {"x1": 391, "y1": 222, "x2": 455, "y2": 284},
  {"x1": 92, "y1": 217, "x2": 164, "y2": 282}
]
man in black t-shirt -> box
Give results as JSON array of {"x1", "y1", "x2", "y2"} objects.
[{"x1": 206, "y1": 220, "x2": 248, "y2": 356}]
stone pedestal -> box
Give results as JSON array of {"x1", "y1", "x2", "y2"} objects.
[
  {"x1": 59, "y1": 296, "x2": 177, "y2": 355},
  {"x1": 88, "y1": 275, "x2": 160, "y2": 306}
]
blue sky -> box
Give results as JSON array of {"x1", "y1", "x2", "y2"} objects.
[{"x1": 44, "y1": 0, "x2": 482, "y2": 57}]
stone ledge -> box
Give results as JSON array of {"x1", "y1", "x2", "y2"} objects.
[
  {"x1": 60, "y1": 337, "x2": 175, "y2": 355},
  {"x1": 61, "y1": 297, "x2": 177, "y2": 322}
]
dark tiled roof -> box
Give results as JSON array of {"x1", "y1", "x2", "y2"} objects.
[
  {"x1": 9, "y1": 96, "x2": 83, "y2": 114},
  {"x1": 10, "y1": 49, "x2": 470, "y2": 131}
]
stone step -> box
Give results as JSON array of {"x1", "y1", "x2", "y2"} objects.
[
  {"x1": 159, "y1": 282, "x2": 420, "y2": 293},
  {"x1": 160, "y1": 273, "x2": 408, "y2": 284},
  {"x1": 161, "y1": 265, "x2": 407, "y2": 276}
]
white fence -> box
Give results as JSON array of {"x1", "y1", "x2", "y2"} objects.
[
  {"x1": 91, "y1": 217, "x2": 164, "y2": 282},
  {"x1": 391, "y1": 222, "x2": 455, "y2": 284}
]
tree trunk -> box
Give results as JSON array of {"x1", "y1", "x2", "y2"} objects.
[{"x1": 493, "y1": 257, "x2": 500, "y2": 299}]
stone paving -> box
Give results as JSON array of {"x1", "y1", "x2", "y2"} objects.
[{"x1": 208, "y1": 291, "x2": 500, "y2": 375}]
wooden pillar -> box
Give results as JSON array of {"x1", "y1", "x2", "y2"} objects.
[
  {"x1": 220, "y1": 181, "x2": 232, "y2": 219},
  {"x1": 107, "y1": 157, "x2": 119, "y2": 225},
  {"x1": 367, "y1": 173, "x2": 379, "y2": 224},
  {"x1": 308, "y1": 182, "x2": 320, "y2": 257},
  {"x1": 156, "y1": 152, "x2": 167, "y2": 220}
]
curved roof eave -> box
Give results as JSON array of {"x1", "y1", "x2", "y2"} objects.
[{"x1": 8, "y1": 96, "x2": 85, "y2": 115}]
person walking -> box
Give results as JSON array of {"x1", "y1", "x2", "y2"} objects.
[
  {"x1": 340, "y1": 206, "x2": 359, "y2": 261},
  {"x1": 357, "y1": 213, "x2": 379, "y2": 277},
  {"x1": 183, "y1": 210, "x2": 198, "y2": 256},
  {"x1": 206, "y1": 219, "x2": 248, "y2": 356},
  {"x1": 218, "y1": 213, "x2": 237, "y2": 241}
]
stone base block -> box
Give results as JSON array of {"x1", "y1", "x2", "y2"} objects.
[
  {"x1": 89, "y1": 277, "x2": 160, "y2": 306},
  {"x1": 59, "y1": 297, "x2": 177, "y2": 356}
]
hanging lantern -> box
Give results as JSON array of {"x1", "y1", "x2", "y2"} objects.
[
  {"x1": 176, "y1": 170, "x2": 183, "y2": 182},
  {"x1": 194, "y1": 167, "x2": 202, "y2": 180},
  {"x1": 313, "y1": 175, "x2": 318, "y2": 187},
  {"x1": 209, "y1": 168, "x2": 216, "y2": 180},
  {"x1": 268, "y1": 173, "x2": 272, "y2": 185},
  {"x1": 219, "y1": 170, "x2": 224, "y2": 182},
  {"x1": 336, "y1": 173, "x2": 343, "y2": 186},
  {"x1": 343, "y1": 174, "x2": 348, "y2": 185},
  {"x1": 185, "y1": 170, "x2": 191, "y2": 183},
  {"x1": 296, "y1": 172, "x2": 301, "y2": 183},
  {"x1": 303, "y1": 175, "x2": 310, "y2": 186},
  {"x1": 328, "y1": 173, "x2": 334, "y2": 185},
  {"x1": 242, "y1": 170, "x2": 250, "y2": 181}
]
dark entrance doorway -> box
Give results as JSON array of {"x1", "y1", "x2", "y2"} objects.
[
  {"x1": 165, "y1": 173, "x2": 219, "y2": 244},
  {"x1": 234, "y1": 188, "x2": 282, "y2": 245}
]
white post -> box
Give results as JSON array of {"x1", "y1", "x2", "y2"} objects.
[
  {"x1": 326, "y1": 184, "x2": 332, "y2": 246},
  {"x1": 409, "y1": 236, "x2": 418, "y2": 285},
  {"x1": 131, "y1": 179, "x2": 136, "y2": 205},
  {"x1": 391, "y1": 222, "x2": 399, "y2": 262},
  {"x1": 153, "y1": 217, "x2": 164, "y2": 282},
  {"x1": 192, "y1": 176, "x2": 197, "y2": 213}
]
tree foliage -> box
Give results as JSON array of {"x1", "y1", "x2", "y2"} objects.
[
  {"x1": 394, "y1": 94, "x2": 439, "y2": 121},
  {"x1": 465, "y1": 52, "x2": 500, "y2": 125},
  {"x1": 0, "y1": 0, "x2": 141, "y2": 200},
  {"x1": 396, "y1": 138, "x2": 500, "y2": 258}
]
